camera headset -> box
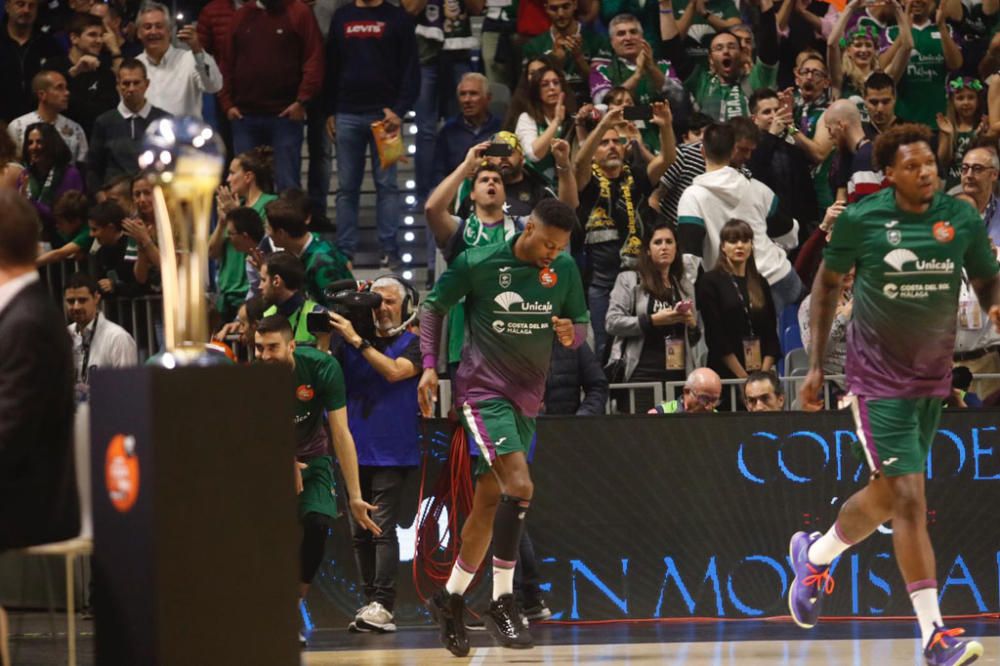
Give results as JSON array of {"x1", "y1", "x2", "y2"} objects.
[{"x1": 324, "y1": 274, "x2": 420, "y2": 338}]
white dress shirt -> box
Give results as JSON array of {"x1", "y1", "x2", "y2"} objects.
[
  {"x1": 69, "y1": 312, "x2": 139, "y2": 384},
  {"x1": 138, "y1": 45, "x2": 223, "y2": 119},
  {"x1": 8, "y1": 111, "x2": 89, "y2": 163}
]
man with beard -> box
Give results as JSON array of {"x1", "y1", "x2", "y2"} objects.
[
  {"x1": 862, "y1": 72, "x2": 904, "y2": 138},
  {"x1": 64, "y1": 271, "x2": 137, "y2": 398},
  {"x1": 522, "y1": 0, "x2": 610, "y2": 104},
  {"x1": 660, "y1": 0, "x2": 780, "y2": 121},
  {"x1": 825, "y1": 99, "x2": 886, "y2": 203},
  {"x1": 426, "y1": 140, "x2": 575, "y2": 367},
  {"x1": 573, "y1": 104, "x2": 675, "y2": 358},
  {"x1": 260, "y1": 250, "x2": 329, "y2": 348},
  {"x1": 220, "y1": 0, "x2": 324, "y2": 191},
  {"x1": 254, "y1": 314, "x2": 378, "y2": 646},
  {"x1": 327, "y1": 275, "x2": 421, "y2": 634},
  {"x1": 879, "y1": 0, "x2": 961, "y2": 127},
  {"x1": 457, "y1": 132, "x2": 556, "y2": 219},
  {"x1": 796, "y1": 123, "x2": 994, "y2": 665}
]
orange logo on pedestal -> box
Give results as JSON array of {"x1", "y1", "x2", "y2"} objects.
[{"x1": 105, "y1": 434, "x2": 140, "y2": 513}]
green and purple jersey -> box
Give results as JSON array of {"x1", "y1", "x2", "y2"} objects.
[
  {"x1": 421, "y1": 233, "x2": 589, "y2": 416},
  {"x1": 823, "y1": 188, "x2": 998, "y2": 398}
]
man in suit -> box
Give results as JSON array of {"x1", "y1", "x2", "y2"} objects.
[{"x1": 0, "y1": 190, "x2": 79, "y2": 665}]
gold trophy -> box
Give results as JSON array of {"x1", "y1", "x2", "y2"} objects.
[{"x1": 138, "y1": 117, "x2": 225, "y2": 366}]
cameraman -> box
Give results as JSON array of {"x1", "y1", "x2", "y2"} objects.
[
  {"x1": 327, "y1": 276, "x2": 421, "y2": 634},
  {"x1": 261, "y1": 251, "x2": 329, "y2": 351}
]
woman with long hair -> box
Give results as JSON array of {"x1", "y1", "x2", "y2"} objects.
[
  {"x1": 937, "y1": 76, "x2": 987, "y2": 190},
  {"x1": 606, "y1": 220, "x2": 699, "y2": 385},
  {"x1": 696, "y1": 219, "x2": 781, "y2": 386},
  {"x1": 503, "y1": 56, "x2": 555, "y2": 132},
  {"x1": 827, "y1": 0, "x2": 909, "y2": 102},
  {"x1": 15, "y1": 123, "x2": 83, "y2": 228},
  {"x1": 0, "y1": 122, "x2": 23, "y2": 190},
  {"x1": 212, "y1": 145, "x2": 277, "y2": 322},
  {"x1": 513, "y1": 64, "x2": 576, "y2": 185}
]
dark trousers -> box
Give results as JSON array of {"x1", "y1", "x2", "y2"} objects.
[
  {"x1": 347, "y1": 465, "x2": 409, "y2": 612},
  {"x1": 514, "y1": 528, "x2": 542, "y2": 604}
]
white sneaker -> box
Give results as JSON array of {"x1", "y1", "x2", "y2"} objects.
[{"x1": 355, "y1": 601, "x2": 397, "y2": 633}]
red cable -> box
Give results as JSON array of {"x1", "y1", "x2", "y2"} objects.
[{"x1": 412, "y1": 420, "x2": 482, "y2": 603}]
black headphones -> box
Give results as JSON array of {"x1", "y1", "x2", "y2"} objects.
[{"x1": 369, "y1": 274, "x2": 420, "y2": 332}]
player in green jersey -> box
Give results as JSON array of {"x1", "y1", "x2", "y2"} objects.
[
  {"x1": 793, "y1": 124, "x2": 998, "y2": 665},
  {"x1": 418, "y1": 199, "x2": 589, "y2": 655},
  {"x1": 254, "y1": 315, "x2": 378, "y2": 643}
]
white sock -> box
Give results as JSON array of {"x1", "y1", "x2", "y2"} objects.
[
  {"x1": 910, "y1": 587, "x2": 943, "y2": 648},
  {"x1": 445, "y1": 557, "x2": 476, "y2": 596},
  {"x1": 492, "y1": 557, "x2": 516, "y2": 599},
  {"x1": 807, "y1": 523, "x2": 853, "y2": 566}
]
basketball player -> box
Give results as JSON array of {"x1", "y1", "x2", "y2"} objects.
[
  {"x1": 795, "y1": 124, "x2": 998, "y2": 665},
  {"x1": 418, "y1": 199, "x2": 589, "y2": 656}
]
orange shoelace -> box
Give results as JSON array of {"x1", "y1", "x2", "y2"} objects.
[
  {"x1": 803, "y1": 565, "x2": 836, "y2": 595},
  {"x1": 928, "y1": 627, "x2": 965, "y2": 651}
]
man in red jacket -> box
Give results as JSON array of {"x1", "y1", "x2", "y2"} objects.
[{"x1": 219, "y1": 0, "x2": 324, "y2": 192}]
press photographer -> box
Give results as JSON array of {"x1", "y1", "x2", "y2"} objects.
[{"x1": 326, "y1": 275, "x2": 422, "y2": 634}]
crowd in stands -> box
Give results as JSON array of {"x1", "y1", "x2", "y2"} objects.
[{"x1": 8, "y1": 0, "x2": 1000, "y2": 633}]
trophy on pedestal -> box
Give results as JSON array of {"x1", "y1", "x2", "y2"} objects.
[{"x1": 138, "y1": 116, "x2": 225, "y2": 366}]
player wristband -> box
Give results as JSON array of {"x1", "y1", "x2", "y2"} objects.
[{"x1": 660, "y1": 7, "x2": 673, "y2": 13}]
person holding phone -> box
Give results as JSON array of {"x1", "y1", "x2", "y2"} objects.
[
  {"x1": 605, "y1": 220, "x2": 700, "y2": 386},
  {"x1": 695, "y1": 219, "x2": 781, "y2": 405}
]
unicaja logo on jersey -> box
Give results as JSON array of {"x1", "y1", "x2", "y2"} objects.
[
  {"x1": 493, "y1": 291, "x2": 553, "y2": 315},
  {"x1": 883, "y1": 249, "x2": 955, "y2": 274}
]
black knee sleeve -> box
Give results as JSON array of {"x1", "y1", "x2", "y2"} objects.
[
  {"x1": 493, "y1": 494, "x2": 530, "y2": 563},
  {"x1": 300, "y1": 512, "x2": 329, "y2": 585}
]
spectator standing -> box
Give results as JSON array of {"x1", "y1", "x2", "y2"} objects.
[
  {"x1": 573, "y1": 105, "x2": 676, "y2": 359},
  {"x1": 197, "y1": 0, "x2": 241, "y2": 156},
  {"x1": 743, "y1": 370, "x2": 785, "y2": 411},
  {"x1": 661, "y1": 4, "x2": 780, "y2": 121},
  {"x1": 64, "y1": 271, "x2": 137, "y2": 400},
  {"x1": 798, "y1": 267, "x2": 854, "y2": 392},
  {"x1": 0, "y1": 0, "x2": 65, "y2": 123},
  {"x1": 590, "y1": 14, "x2": 673, "y2": 107},
  {"x1": 825, "y1": 99, "x2": 886, "y2": 203},
  {"x1": 456, "y1": 132, "x2": 555, "y2": 218},
  {"x1": 880, "y1": 0, "x2": 962, "y2": 127},
  {"x1": 260, "y1": 250, "x2": 329, "y2": 348},
  {"x1": 136, "y1": 2, "x2": 223, "y2": 119},
  {"x1": 647, "y1": 367, "x2": 722, "y2": 413},
  {"x1": 221, "y1": 206, "x2": 266, "y2": 302},
  {"x1": 430, "y1": 73, "x2": 501, "y2": 284},
  {"x1": 15, "y1": 123, "x2": 85, "y2": 230},
  {"x1": 827, "y1": 0, "x2": 909, "y2": 102},
  {"x1": 747, "y1": 89, "x2": 819, "y2": 235},
  {"x1": 48, "y1": 14, "x2": 121, "y2": 137},
  {"x1": 325, "y1": 0, "x2": 420, "y2": 266},
  {"x1": 265, "y1": 197, "x2": 354, "y2": 308},
  {"x1": 8, "y1": 71, "x2": 89, "y2": 165},
  {"x1": 543, "y1": 338, "x2": 608, "y2": 415},
  {"x1": 696, "y1": 219, "x2": 781, "y2": 387},
  {"x1": 86, "y1": 59, "x2": 171, "y2": 192},
  {"x1": 862, "y1": 72, "x2": 903, "y2": 138},
  {"x1": 937, "y1": 76, "x2": 986, "y2": 190},
  {"x1": 514, "y1": 65, "x2": 575, "y2": 185},
  {"x1": 605, "y1": 221, "x2": 699, "y2": 385},
  {"x1": 221, "y1": 0, "x2": 325, "y2": 192},
  {"x1": 328, "y1": 275, "x2": 421, "y2": 633},
  {"x1": 0, "y1": 191, "x2": 80, "y2": 663},
  {"x1": 405, "y1": 0, "x2": 481, "y2": 225},
  {"x1": 676, "y1": 123, "x2": 801, "y2": 316},
  {"x1": 521, "y1": 0, "x2": 610, "y2": 104},
  {"x1": 213, "y1": 146, "x2": 278, "y2": 322}
]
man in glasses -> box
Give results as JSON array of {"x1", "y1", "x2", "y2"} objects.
[
  {"x1": 742, "y1": 370, "x2": 784, "y2": 411},
  {"x1": 959, "y1": 146, "x2": 1000, "y2": 243},
  {"x1": 648, "y1": 367, "x2": 722, "y2": 413}
]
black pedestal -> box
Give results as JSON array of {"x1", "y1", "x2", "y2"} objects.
[{"x1": 90, "y1": 365, "x2": 299, "y2": 666}]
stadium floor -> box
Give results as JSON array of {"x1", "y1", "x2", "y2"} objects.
[{"x1": 9, "y1": 613, "x2": 998, "y2": 665}]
